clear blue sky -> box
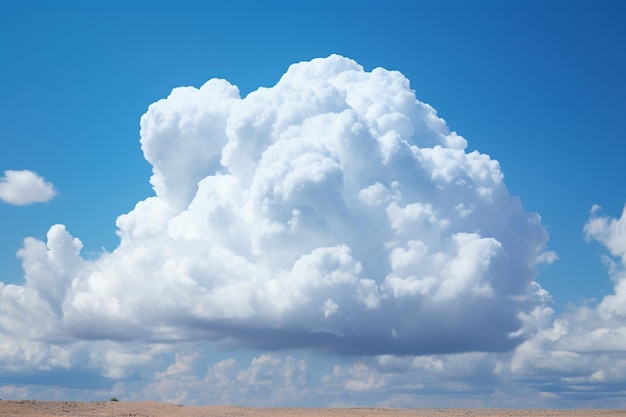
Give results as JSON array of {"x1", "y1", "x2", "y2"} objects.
[{"x1": 1, "y1": 0, "x2": 626, "y2": 408}]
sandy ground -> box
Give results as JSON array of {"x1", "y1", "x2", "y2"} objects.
[{"x1": 0, "y1": 401, "x2": 625, "y2": 417}]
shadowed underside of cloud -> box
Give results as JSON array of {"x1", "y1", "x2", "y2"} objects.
[{"x1": 0, "y1": 55, "x2": 554, "y2": 374}]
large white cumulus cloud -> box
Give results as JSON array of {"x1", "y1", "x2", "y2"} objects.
[{"x1": 2, "y1": 55, "x2": 553, "y2": 373}]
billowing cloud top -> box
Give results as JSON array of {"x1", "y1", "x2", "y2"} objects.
[
  {"x1": 0, "y1": 169, "x2": 56, "y2": 205},
  {"x1": 5, "y1": 55, "x2": 552, "y2": 364}
]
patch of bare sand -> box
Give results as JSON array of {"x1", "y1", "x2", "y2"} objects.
[{"x1": 0, "y1": 401, "x2": 624, "y2": 417}]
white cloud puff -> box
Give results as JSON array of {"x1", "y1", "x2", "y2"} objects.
[
  {"x1": 0, "y1": 169, "x2": 56, "y2": 205},
  {"x1": 1, "y1": 55, "x2": 552, "y2": 374}
]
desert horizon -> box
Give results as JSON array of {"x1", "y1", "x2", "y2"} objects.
[{"x1": 0, "y1": 400, "x2": 625, "y2": 417}]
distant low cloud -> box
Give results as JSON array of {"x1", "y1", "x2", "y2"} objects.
[
  {"x1": 0, "y1": 169, "x2": 56, "y2": 205},
  {"x1": 0, "y1": 55, "x2": 558, "y2": 402},
  {"x1": 142, "y1": 207, "x2": 626, "y2": 408}
]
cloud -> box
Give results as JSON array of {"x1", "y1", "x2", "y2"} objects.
[
  {"x1": 494, "y1": 204, "x2": 626, "y2": 404},
  {"x1": 137, "y1": 350, "x2": 511, "y2": 407},
  {"x1": 138, "y1": 350, "x2": 556, "y2": 408},
  {"x1": 145, "y1": 352, "x2": 310, "y2": 406},
  {"x1": 0, "y1": 169, "x2": 56, "y2": 205},
  {"x1": 1, "y1": 55, "x2": 554, "y2": 386},
  {"x1": 585, "y1": 205, "x2": 626, "y2": 264},
  {"x1": 8, "y1": 56, "x2": 626, "y2": 407}
]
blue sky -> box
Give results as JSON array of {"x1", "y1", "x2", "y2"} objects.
[{"x1": 1, "y1": 0, "x2": 626, "y2": 408}]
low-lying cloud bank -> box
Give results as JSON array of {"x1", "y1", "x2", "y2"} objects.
[
  {"x1": 137, "y1": 219, "x2": 626, "y2": 407},
  {"x1": 3, "y1": 55, "x2": 626, "y2": 406}
]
